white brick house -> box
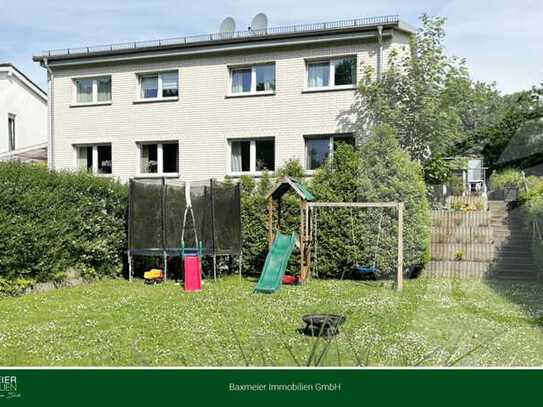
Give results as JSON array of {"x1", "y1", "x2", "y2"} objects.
[
  {"x1": 0, "y1": 64, "x2": 48, "y2": 162},
  {"x1": 33, "y1": 15, "x2": 414, "y2": 182}
]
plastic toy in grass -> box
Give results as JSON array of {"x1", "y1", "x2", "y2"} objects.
[
  {"x1": 282, "y1": 275, "x2": 299, "y2": 285},
  {"x1": 144, "y1": 269, "x2": 165, "y2": 285},
  {"x1": 300, "y1": 314, "x2": 346, "y2": 337}
]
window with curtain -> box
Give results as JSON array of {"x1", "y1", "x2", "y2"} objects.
[
  {"x1": 76, "y1": 79, "x2": 94, "y2": 103},
  {"x1": 307, "y1": 62, "x2": 330, "y2": 88},
  {"x1": 138, "y1": 71, "x2": 178, "y2": 99},
  {"x1": 307, "y1": 56, "x2": 356, "y2": 89},
  {"x1": 230, "y1": 139, "x2": 274, "y2": 173},
  {"x1": 141, "y1": 144, "x2": 158, "y2": 173},
  {"x1": 230, "y1": 140, "x2": 251, "y2": 172},
  {"x1": 255, "y1": 64, "x2": 275, "y2": 92},
  {"x1": 76, "y1": 144, "x2": 111, "y2": 174},
  {"x1": 97, "y1": 78, "x2": 112, "y2": 102},
  {"x1": 140, "y1": 75, "x2": 159, "y2": 99},
  {"x1": 161, "y1": 72, "x2": 179, "y2": 97},
  {"x1": 230, "y1": 63, "x2": 276, "y2": 94},
  {"x1": 138, "y1": 142, "x2": 179, "y2": 175},
  {"x1": 75, "y1": 77, "x2": 111, "y2": 104},
  {"x1": 231, "y1": 69, "x2": 252, "y2": 94}
]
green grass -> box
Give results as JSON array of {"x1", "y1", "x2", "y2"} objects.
[{"x1": 1, "y1": 277, "x2": 543, "y2": 367}]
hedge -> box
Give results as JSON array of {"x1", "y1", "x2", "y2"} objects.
[{"x1": 0, "y1": 162, "x2": 127, "y2": 293}]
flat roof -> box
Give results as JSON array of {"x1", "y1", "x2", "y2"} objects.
[{"x1": 33, "y1": 15, "x2": 414, "y2": 64}]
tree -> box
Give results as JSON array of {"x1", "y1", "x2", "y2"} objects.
[
  {"x1": 352, "y1": 14, "x2": 509, "y2": 180},
  {"x1": 311, "y1": 126, "x2": 430, "y2": 277}
]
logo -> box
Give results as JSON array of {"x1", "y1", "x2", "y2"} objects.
[{"x1": 0, "y1": 376, "x2": 20, "y2": 399}]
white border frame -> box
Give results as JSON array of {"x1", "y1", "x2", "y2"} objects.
[
  {"x1": 71, "y1": 75, "x2": 112, "y2": 106},
  {"x1": 135, "y1": 140, "x2": 180, "y2": 178},
  {"x1": 227, "y1": 137, "x2": 276, "y2": 177},
  {"x1": 73, "y1": 143, "x2": 113, "y2": 176},
  {"x1": 304, "y1": 54, "x2": 357, "y2": 92},
  {"x1": 227, "y1": 62, "x2": 276, "y2": 97},
  {"x1": 134, "y1": 69, "x2": 180, "y2": 103}
]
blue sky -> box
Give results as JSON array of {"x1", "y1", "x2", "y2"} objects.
[{"x1": 1, "y1": 0, "x2": 541, "y2": 94}]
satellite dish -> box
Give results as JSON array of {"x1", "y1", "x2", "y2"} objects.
[
  {"x1": 219, "y1": 17, "x2": 236, "y2": 34},
  {"x1": 251, "y1": 13, "x2": 268, "y2": 31}
]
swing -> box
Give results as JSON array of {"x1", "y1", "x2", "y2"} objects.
[
  {"x1": 312, "y1": 206, "x2": 384, "y2": 280},
  {"x1": 350, "y1": 208, "x2": 384, "y2": 279}
]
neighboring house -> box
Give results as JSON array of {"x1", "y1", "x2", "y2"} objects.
[
  {"x1": 0, "y1": 63, "x2": 48, "y2": 162},
  {"x1": 33, "y1": 15, "x2": 414, "y2": 182}
]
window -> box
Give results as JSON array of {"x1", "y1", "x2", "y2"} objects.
[
  {"x1": 307, "y1": 56, "x2": 356, "y2": 89},
  {"x1": 138, "y1": 71, "x2": 179, "y2": 100},
  {"x1": 230, "y1": 64, "x2": 275, "y2": 94},
  {"x1": 8, "y1": 114, "x2": 15, "y2": 151},
  {"x1": 230, "y1": 138, "x2": 275, "y2": 174},
  {"x1": 139, "y1": 142, "x2": 179, "y2": 175},
  {"x1": 76, "y1": 144, "x2": 112, "y2": 174},
  {"x1": 305, "y1": 135, "x2": 354, "y2": 170},
  {"x1": 74, "y1": 76, "x2": 112, "y2": 104}
]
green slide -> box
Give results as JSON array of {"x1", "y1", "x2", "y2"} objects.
[{"x1": 255, "y1": 232, "x2": 298, "y2": 294}]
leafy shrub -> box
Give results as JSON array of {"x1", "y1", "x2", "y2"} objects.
[
  {"x1": 0, "y1": 162, "x2": 127, "y2": 292},
  {"x1": 490, "y1": 168, "x2": 525, "y2": 190},
  {"x1": 311, "y1": 126, "x2": 431, "y2": 278}
]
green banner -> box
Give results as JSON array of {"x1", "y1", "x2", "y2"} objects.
[{"x1": 0, "y1": 369, "x2": 542, "y2": 406}]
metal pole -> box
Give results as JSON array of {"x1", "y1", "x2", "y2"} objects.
[
  {"x1": 213, "y1": 255, "x2": 217, "y2": 281},
  {"x1": 128, "y1": 251, "x2": 133, "y2": 282},
  {"x1": 163, "y1": 251, "x2": 168, "y2": 282}
]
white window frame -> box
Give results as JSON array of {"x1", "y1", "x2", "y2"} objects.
[
  {"x1": 136, "y1": 141, "x2": 179, "y2": 177},
  {"x1": 305, "y1": 134, "x2": 354, "y2": 172},
  {"x1": 304, "y1": 55, "x2": 357, "y2": 91},
  {"x1": 74, "y1": 143, "x2": 112, "y2": 176},
  {"x1": 135, "y1": 70, "x2": 179, "y2": 103},
  {"x1": 227, "y1": 138, "x2": 275, "y2": 176},
  {"x1": 228, "y1": 63, "x2": 276, "y2": 97},
  {"x1": 72, "y1": 75, "x2": 112, "y2": 106}
]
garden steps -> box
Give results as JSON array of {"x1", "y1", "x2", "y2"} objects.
[{"x1": 425, "y1": 198, "x2": 539, "y2": 280}]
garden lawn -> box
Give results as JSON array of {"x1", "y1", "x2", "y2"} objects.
[{"x1": 1, "y1": 277, "x2": 543, "y2": 367}]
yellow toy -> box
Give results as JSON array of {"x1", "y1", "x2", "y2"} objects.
[{"x1": 144, "y1": 269, "x2": 165, "y2": 284}]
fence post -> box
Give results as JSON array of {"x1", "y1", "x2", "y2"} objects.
[{"x1": 397, "y1": 203, "x2": 404, "y2": 292}]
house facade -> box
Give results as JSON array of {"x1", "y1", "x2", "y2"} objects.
[
  {"x1": 33, "y1": 15, "x2": 414, "y2": 182},
  {"x1": 0, "y1": 64, "x2": 48, "y2": 162}
]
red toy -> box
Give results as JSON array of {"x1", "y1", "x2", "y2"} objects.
[{"x1": 282, "y1": 275, "x2": 299, "y2": 285}]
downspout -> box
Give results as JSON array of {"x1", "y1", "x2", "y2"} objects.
[
  {"x1": 376, "y1": 25, "x2": 384, "y2": 80},
  {"x1": 41, "y1": 58, "x2": 55, "y2": 170}
]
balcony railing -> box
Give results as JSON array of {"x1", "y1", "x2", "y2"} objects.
[{"x1": 38, "y1": 15, "x2": 400, "y2": 58}]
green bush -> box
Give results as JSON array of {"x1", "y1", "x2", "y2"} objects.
[
  {"x1": 489, "y1": 168, "x2": 526, "y2": 190},
  {"x1": 311, "y1": 126, "x2": 431, "y2": 278},
  {"x1": 0, "y1": 162, "x2": 127, "y2": 292}
]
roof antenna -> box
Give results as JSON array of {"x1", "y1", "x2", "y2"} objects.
[
  {"x1": 219, "y1": 17, "x2": 236, "y2": 38},
  {"x1": 249, "y1": 13, "x2": 268, "y2": 33}
]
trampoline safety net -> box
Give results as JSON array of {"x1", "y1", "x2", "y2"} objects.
[{"x1": 128, "y1": 178, "x2": 241, "y2": 256}]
